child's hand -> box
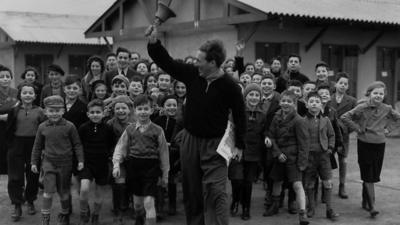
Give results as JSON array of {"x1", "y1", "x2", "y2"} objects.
[
  {"x1": 278, "y1": 153, "x2": 287, "y2": 163},
  {"x1": 113, "y1": 166, "x2": 120, "y2": 178},
  {"x1": 235, "y1": 41, "x2": 245, "y2": 56},
  {"x1": 31, "y1": 165, "x2": 38, "y2": 174},
  {"x1": 77, "y1": 162, "x2": 84, "y2": 171},
  {"x1": 264, "y1": 137, "x2": 272, "y2": 148}
]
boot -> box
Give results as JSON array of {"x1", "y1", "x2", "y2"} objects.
[
  {"x1": 324, "y1": 188, "x2": 339, "y2": 221},
  {"x1": 41, "y1": 213, "x2": 50, "y2": 225},
  {"x1": 230, "y1": 201, "x2": 239, "y2": 216},
  {"x1": 27, "y1": 202, "x2": 37, "y2": 215},
  {"x1": 306, "y1": 189, "x2": 315, "y2": 218},
  {"x1": 57, "y1": 213, "x2": 70, "y2": 225},
  {"x1": 263, "y1": 195, "x2": 280, "y2": 217},
  {"x1": 241, "y1": 207, "x2": 250, "y2": 220},
  {"x1": 11, "y1": 204, "x2": 22, "y2": 221},
  {"x1": 326, "y1": 208, "x2": 339, "y2": 221},
  {"x1": 338, "y1": 183, "x2": 348, "y2": 199},
  {"x1": 135, "y1": 208, "x2": 146, "y2": 225},
  {"x1": 298, "y1": 209, "x2": 309, "y2": 225}
]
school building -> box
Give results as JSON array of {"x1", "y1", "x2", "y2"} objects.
[
  {"x1": 85, "y1": 0, "x2": 400, "y2": 105},
  {"x1": 0, "y1": 11, "x2": 111, "y2": 85}
]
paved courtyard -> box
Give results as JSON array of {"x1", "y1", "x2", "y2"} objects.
[{"x1": 0, "y1": 135, "x2": 399, "y2": 225}]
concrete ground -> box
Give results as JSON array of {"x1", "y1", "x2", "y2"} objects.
[{"x1": 0, "y1": 135, "x2": 399, "y2": 225}]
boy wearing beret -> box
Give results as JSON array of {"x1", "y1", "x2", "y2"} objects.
[
  {"x1": 40, "y1": 64, "x2": 65, "y2": 107},
  {"x1": 31, "y1": 95, "x2": 84, "y2": 225}
]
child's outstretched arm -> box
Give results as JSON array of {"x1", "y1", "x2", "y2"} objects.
[{"x1": 158, "y1": 130, "x2": 170, "y2": 187}]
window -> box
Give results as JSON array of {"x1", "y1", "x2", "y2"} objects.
[
  {"x1": 25, "y1": 54, "x2": 54, "y2": 84},
  {"x1": 69, "y1": 55, "x2": 91, "y2": 77},
  {"x1": 255, "y1": 42, "x2": 299, "y2": 71},
  {"x1": 321, "y1": 44, "x2": 358, "y2": 97}
]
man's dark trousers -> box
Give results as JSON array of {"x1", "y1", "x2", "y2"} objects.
[{"x1": 180, "y1": 130, "x2": 228, "y2": 225}]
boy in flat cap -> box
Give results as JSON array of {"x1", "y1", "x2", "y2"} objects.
[
  {"x1": 40, "y1": 64, "x2": 65, "y2": 107},
  {"x1": 31, "y1": 95, "x2": 84, "y2": 225}
]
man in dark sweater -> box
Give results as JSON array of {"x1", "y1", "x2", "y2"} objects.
[{"x1": 147, "y1": 26, "x2": 246, "y2": 225}]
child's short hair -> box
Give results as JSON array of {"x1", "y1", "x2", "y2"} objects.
[
  {"x1": 303, "y1": 81, "x2": 316, "y2": 87},
  {"x1": 161, "y1": 95, "x2": 177, "y2": 106},
  {"x1": 64, "y1": 74, "x2": 81, "y2": 86},
  {"x1": 288, "y1": 54, "x2": 302, "y2": 63},
  {"x1": 21, "y1": 67, "x2": 39, "y2": 80},
  {"x1": 134, "y1": 59, "x2": 150, "y2": 71},
  {"x1": 315, "y1": 61, "x2": 329, "y2": 70},
  {"x1": 48, "y1": 64, "x2": 64, "y2": 76},
  {"x1": 18, "y1": 83, "x2": 38, "y2": 101},
  {"x1": 134, "y1": 94, "x2": 153, "y2": 108},
  {"x1": 157, "y1": 71, "x2": 171, "y2": 79},
  {"x1": 244, "y1": 63, "x2": 255, "y2": 69},
  {"x1": 335, "y1": 72, "x2": 350, "y2": 82},
  {"x1": 0, "y1": 65, "x2": 13, "y2": 79},
  {"x1": 87, "y1": 99, "x2": 105, "y2": 110},
  {"x1": 116, "y1": 47, "x2": 130, "y2": 57},
  {"x1": 306, "y1": 91, "x2": 322, "y2": 101},
  {"x1": 239, "y1": 72, "x2": 251, "y2": 78},
  {"x1": 280, "y1": 90, "x2": 298, "y2": 103},
  {"x1": 316, "y1": 84, "x2": 331, "y2": 93},
  {"x1": 131, "y1": 75, "x2": 143, "y2": 84},
  {"x1": 261, "y1": 74, "x2": 276, "y2": 82},
  {"x1": 112, "y1": 95, "x2": 133, "y2": 108},
  {"x1": 287, "y1": 80, "x2": 303, "y2": 87},
  {"x1": 106, "y1": 52, "x2": 116, "y2": 59}
]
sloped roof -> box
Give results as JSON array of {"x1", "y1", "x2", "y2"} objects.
[
  {"x1": 0, "y1": 11, "x2": 111, "y2": 45},
  {"x1": 238, "y1": 0, "x2": 400, "y2": 25}
]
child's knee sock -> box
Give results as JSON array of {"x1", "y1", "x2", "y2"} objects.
[
  {"x1": 324, "y1": 188, "x2": 333, "y2": 210},
  {"x1": 41, "y1": 196, "x2": 52, "y2": 215},
  {"x1": 60, "y1": 199, "x2": 70, "y2": 215},
  {"x1": 80, "y1": 199, "x2": 89, "y2": 214},
  {"x1": 144, "y1": 197, "x2": 156, "y2": 219}
]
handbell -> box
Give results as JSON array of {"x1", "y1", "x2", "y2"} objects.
[{"x1": 155, "y1": 1, "x2": 176, "y2": 24}]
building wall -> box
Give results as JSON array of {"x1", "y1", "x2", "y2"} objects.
[
  {"x1": 12, "y1": 43, "x2": 108, "y2": 85},
  {"x1": 241, "y1": 20, "x2": 400, "y2": 99},
  {"x1": 115, "y1": 26, "x2": 237, "y2": 62},
  {"x1": 0, "y1": 45, "x2": 16, "y2": 87}
]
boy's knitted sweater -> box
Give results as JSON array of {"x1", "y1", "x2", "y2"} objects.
[
  {"x1": 31, "y1": 118, "x2": 84, "y2": 166},
  {"x1": 113, "y1": 121, "x2": 169, "y2": 181}
]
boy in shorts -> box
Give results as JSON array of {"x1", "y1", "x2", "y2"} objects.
[
  {"x1": 78, "y1": 99, "x2": 115, "y2": 225},
  {"x1": 113, "y1": 95, "x2": 169, "y2": 225},
  {"x1": 31, "y1": 95, "x2": 84, "y2": 225}
]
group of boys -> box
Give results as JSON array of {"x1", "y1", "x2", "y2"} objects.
[{"x1": 229, "y1": 54, "x2": 357, "y2": 225}]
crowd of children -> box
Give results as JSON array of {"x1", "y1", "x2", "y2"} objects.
[{"x1": 0, "y1": 41, "x2": 399, "y2": 225}]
